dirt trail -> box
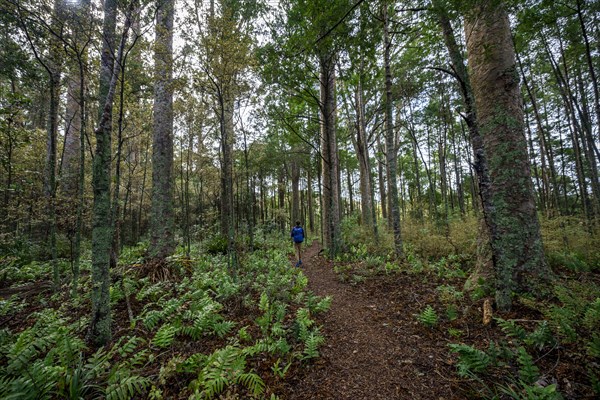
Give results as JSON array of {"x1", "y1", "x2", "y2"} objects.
[{"x1": 283, "y1": 242, "x2": 460, "y2": 400}]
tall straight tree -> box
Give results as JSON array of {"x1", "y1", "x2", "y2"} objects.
[
  {"x1": 464, "y1": 0, "x2": 549, "y2": 311},
  {"x1": 319, "y1": 48, "x2": 341, "y2": 258},
  {"x1": 149, "y1": 0, "x2": 175, "y2": 260},
  {"x1": 89, "y1": 0, "x2": 117, "y2": 346},
  {"x1": 383, "y1": 2, "x2": 402, "y2": 258},
  {"x1": 88, "y1": 0, "x2": 134, "y2": 346}
]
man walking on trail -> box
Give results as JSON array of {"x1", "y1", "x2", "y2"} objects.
[{"x1": 291, "y1": 221, "x2": 304, "y2": 267}]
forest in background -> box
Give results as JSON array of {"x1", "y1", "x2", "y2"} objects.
[{"x1": 1, "y1": 0, "x2": 599, "y2": 398}]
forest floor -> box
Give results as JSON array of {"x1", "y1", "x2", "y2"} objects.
[
  {"x1": 282, "y1": 242, "x2": 461, "y2": 400},
  {"x1": 2, "y1": 239, "x2": 597, "y2": 399},
  {"x1": 281, "y1": 242, "x2": 597, "y2": 400}
]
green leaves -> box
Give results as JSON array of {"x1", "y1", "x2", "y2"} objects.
[
  {"x1": 448, "y1": 343, "x2": 492, "y2": 377},
  {"x1": 416, "y1": 305, "x2": 439, "y2": 327}
]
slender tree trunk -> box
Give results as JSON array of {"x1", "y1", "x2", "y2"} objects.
[
  {"x1": 291, "y1": 160, "x2": 300, "y2": 223},
  {"x1": 355, "y1": 76, "x2": 376, "y2": 232},
  {"x1": 72, "y1": 38, "x2": 88, "y2": 297},
  {"x1": 543, "y1": 37, "x2": 592, "y2": 220},
  {"x1": 576, "y1": 0, "x2": 600, "y2": 144},
  {"x1": 377, "y1": 136, "x2": 387, "y2": 220},
  {"x1": 465, "y1": 1, "x2": 548, "y2": 311},
  {"x1": 383, "y1": 4, "x2": 402, "y2": 258},
  {"x1": 517, "y1": 53, "x2": 560, "y2": 214},
  {"x1": 436, "y1": 1, "x2": 494, "y2": 293},
  {"x1": 307, "y1": 168, "x2": 314, "y2": 232}
]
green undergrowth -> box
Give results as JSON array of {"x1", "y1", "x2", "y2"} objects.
[
  {"x1": 335, "y1": 213, "x2": 600, "y2": 398},
  {"x1": 0, "y1": 232, "x2": 330, "y2": 399}
]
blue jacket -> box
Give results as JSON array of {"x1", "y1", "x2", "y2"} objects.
[{"x1": 291, "y1": 226, "x2": 304, "y2": 243}]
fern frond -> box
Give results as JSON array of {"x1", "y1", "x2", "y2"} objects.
[
  {"x1": 236, "y1": 372, "x2": 265, "y2": 397},
  {"x1": 152, "y1": 324, "x2": 178, "y2": 348},
  {"x1": 416, "y1": 305, "x2": 438, "y2": 327},
  {"x1": 448, "y1": 343, "x2": 492, "y2": 377},
  {"x1": 496, "y1": 318, "x2": 527, "y2": 341},
  {"x1": 105, "y1": 375, "x2": 150, "y2": 400},
  {"x1": 302, "y1": 330, "x2": 325, "y2": 360},
  {"x1": 517, "y1": 346, "x2": 539, "y2": 385}
]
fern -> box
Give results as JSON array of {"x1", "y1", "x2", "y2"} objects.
[
  {"x1": 587, "y1": 334, "x2": 600, "y2": 358},
  {"x1": 238, "y1": 326, "x2": 252, "y2": 342},
  {"x1": 105, "y1": 375, "x2": 150, "y2": 400},
  {"x1": 416, "y1": 305, "x2": 438, "y2": 327},
  {"x1": 242, "y1": 339, "x2": 270, "y2": 357},
  {"x1": 114, "y1": 335, "x2": 144, "y2": 358},
  {"x1": 212, "y1": 320, "x2": 235, "y2": 338},
  {"x1": 152, "y1": 324, "x2": 179, "y2": 348},
  {"x1": 583, "y1": 298, "x2": 600, "y2": 330},
  {"x1": 517, "y1": 347, "x2": 539, "y2": 385},
  {"x1": 525, "y1": 321, "x2": 556, "y2": 351},
  {"x1": 143, "y1": 310, "x2": 162, "y2": 330},
  {"x1": 448, "y1": 343, "x2": 492, "y2": 377},
  {"x1": 178, "y1": 353, "x2": 208, "y2": 374},
  {"x1": 498, "y1": 380, "x2": 563, "y2": 400},
  {"x1": 190, "y1": 345, "x2": 247, "y2": 399},
  {"x1": 236, "y1": 372, "x2": 265, "y2": 397},
  {"x1": 496, "y1": 318, "x2": 527, "y2": 341},
  {"x1": 305, "y1": 294, "x2": 332, "y2": 314},
  {"x1": 302, "y1": 330, "x2": 325, "y2": 360}
]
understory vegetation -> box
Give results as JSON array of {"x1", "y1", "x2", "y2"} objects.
[
  {"x1": 335, "y1": 214, "x2": 600, "y2": 399},
  {"x1": 3, "y1": 214, "x2": 597, "y2": 398},
  {"x1": 0, "y1": 231, "x2": 330, "y2": 399}
]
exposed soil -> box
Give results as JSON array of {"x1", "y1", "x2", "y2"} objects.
[{"x1": 282, "y1": 242, "x2": 462, "y2": 399}]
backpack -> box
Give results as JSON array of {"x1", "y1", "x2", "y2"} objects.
[{"x1": 291, "y1": 226, "x2": 304, "y2": 243}]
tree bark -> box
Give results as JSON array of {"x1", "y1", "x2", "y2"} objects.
[
  {"x1": 89, "y1": 0, "x2": 118, "y2": 346},
  {"x1": 291, "y1": 160, "x2": 300, "y2": 223},
  {"x1": 354, "y1": 75, "x2": 376, "y2": 232},
  {"x1": 465, "y1": 0, "x2": 548, "y2": 311},
  {"x1": 319, "y1": 51, "x2": 341, "y2": 258},
  {"x1": 383, "y1": 4, "x2": 402, "y2": 258},
  {"x1": 149, "y1": 0, "x2": 175, "y2": 260}
]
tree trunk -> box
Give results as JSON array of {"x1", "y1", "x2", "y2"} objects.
[
  {"x1": 307, "y1": 168, "x2": 314, "y2": 232},
  {"x1": 291, "y1": 160, "x2": 300, "y2": 223},
  {"x1": 377, "y1": 136, "x2": 387, "y2": 220},
  {"x1": 319, "y1": 51, "x2": 341, "y2": 257},
  {"x1": 436, "y1": 1, "x2": 494, "y2": 294},
  {"x1": 465, "y1": 1, "x2": 548, "y2": 311},
  {"x1": 89, "y1": 0, "x2": 118, "y2": 346},
  {"x1": 355, "y1": 77, "x2": 375, "y2": 232},
  {"x1": 149, "y1": 0, "x2": 175, "y2": 260},
  {"x1": 383, "y1": 4, "x2": 402, "y2": 258}
]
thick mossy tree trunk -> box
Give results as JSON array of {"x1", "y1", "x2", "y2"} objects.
[
  {"x1": 89, "y1": 0, "x2": 118, "y2": 346},
  {"x1": 149, "y1": 0, "x2": 175, "y2": 260},
  {"x1": 319, "y1": 51, "x2": 341, "y2": 258},
  {"x1": 465, "y1": 0, "x2": 549, "y2": 311},
  {"x1": 383, "y1": 4, "x2": 402, "y2": 258}
]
